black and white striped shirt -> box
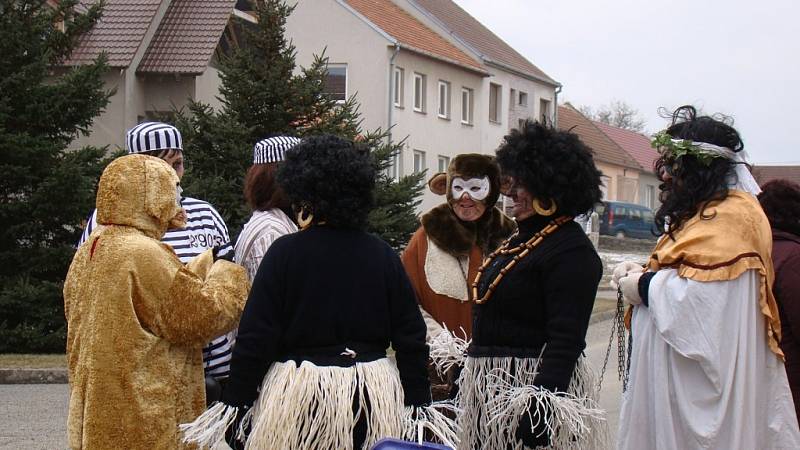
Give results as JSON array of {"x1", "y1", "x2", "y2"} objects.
[{"x1": 78, "y1": 196, "x2": 234, "y2": 379}]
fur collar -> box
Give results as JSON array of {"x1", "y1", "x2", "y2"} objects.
[{"x1": 422, "y1": 204, "x2": 517, "y2": 257}]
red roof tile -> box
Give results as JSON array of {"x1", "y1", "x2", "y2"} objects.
[
  {"x1": 752, "y1": 165, "x2": 800, "y2": 187},
  {"x1": 411, "y1": 0, "x2": 557, "y2": 85},
  {"x1": 345, "y1": 0, "x2": 486, "y2": 73},
  {"x1": 67, "y1": 0, "x2": 163, "y2": 68},
  {"x1": 557, "y1": 104, "x2": 641, "y2": 170},
  {"x1": 594, "y1": 121, "x2": 659, "y2": 174},
  {"x1": 138, "y1": 0, "x2": 235, "y2": 74}
]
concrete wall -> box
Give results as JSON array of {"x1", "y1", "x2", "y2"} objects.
[
  {"x1": 596, "y1": 162, "x2": 640, "y2": 203},
  {"x1": 69, "y1": 70, "x2": 128, "y2": 151}
]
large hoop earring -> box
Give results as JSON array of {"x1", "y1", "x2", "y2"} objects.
[
  {"x1": 532, "y1": 198, "x2": 557, "y2": 216},
  {"x1": 297, "y1": 207, "x2": 314, "y2": 230}
]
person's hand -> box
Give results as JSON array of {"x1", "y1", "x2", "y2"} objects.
[
  {"x1": 515, "y1": 401, "x2": 551, "y2": 448},
  {"x1": 611, "y1": 261, "x2": 643, "y2": 289},
  {"x1": 619, "y1": 272, "x2": 643, "y2": 306}
]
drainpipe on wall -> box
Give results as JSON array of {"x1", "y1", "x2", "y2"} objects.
[
  {"x1": 387, "y1": 43, "x2": 400, "y2": 146},
  {"x1": 553, "y1": 84, "x2": 563, "y2": 128}
]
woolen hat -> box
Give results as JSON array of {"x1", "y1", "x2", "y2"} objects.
[
  {"x1": 253, "y1": 136, "x2": 301, "y2": 164},
  {"x1": 126, "y1": 122, "x2": 183, "y2": 154}
]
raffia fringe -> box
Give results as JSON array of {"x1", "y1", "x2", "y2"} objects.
[
  {"x1": 402, "y1": 401, "x2": 462, "y2": 449},
  {"x1": 456, "y1": 355, "x2": 609, "y2": 449},
  {"x1": 180, "y1": 401, "x2": 238, "y2": 449},
  {"x1": 428, "y1": 327, "x2": 470, "y2": 378},
  {"x1": 244, "y1": 358, "x2": 410, "y2": 450}
]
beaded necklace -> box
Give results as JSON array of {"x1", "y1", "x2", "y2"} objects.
[{"x1": 471, "y1": 216, "x2": 572, "y2": 304}]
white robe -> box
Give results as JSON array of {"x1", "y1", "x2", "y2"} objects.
[{"x1": 618, "y1": 269, "x2": 800, "y2": 450}]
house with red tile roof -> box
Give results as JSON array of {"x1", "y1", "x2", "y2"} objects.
[
  {"x1": 64, "y1": 0, "x2": 246, "y2": 151},
  {"x1": 558, "y1": 104, "x2": 652, "y2": 205},
  {"x1": 753, "y1": 165, "x2": 800, "y2": 187},
  {"x1": 592, "y1": 121, "x2": 661, "y2": 209},
  {"x1": 285, "y1": 0, "x2": 558, "y2": 211}
]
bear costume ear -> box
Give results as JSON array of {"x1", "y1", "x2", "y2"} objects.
[{"x1": 428, "y1": 172, "x2": 448, "y2": 195}]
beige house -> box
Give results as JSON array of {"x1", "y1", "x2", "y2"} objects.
[
  {"x1": 285, "y1": 0, "x2": 559, "y2": 212},
  {"x1": 66, "y1": 0, "x2": 248, "y2": 151},
  {"x1": 558, "y1": 104, "x2": 645, "y2": 204}
]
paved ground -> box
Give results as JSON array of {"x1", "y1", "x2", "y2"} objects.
[{"x1": 0, "y1": 316, "x2": 626, "y2": 449}]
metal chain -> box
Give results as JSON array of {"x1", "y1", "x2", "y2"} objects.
[{"x1": 597, "y1": 286, "x2": 631, "y2": 392}]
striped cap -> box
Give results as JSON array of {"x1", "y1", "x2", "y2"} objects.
[
  {"x1": 126, "y1": 122, "x2": 183, "y2": 154},
  {"x1": 253, "y1": 136, "x2": 301, "y2": 164}
]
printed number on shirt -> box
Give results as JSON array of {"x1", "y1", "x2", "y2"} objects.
[{"x1": 190, "y1": 233, "x2": 223, "y2": 248}]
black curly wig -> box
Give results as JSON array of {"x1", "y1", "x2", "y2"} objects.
[
  {"x1": 495, "y1": 120, "x2": 602, "y2": 217},
  {"x1": 277, "y1": 134, "x2": 376, "y2": 230},
  {"x1": 758, "y1": 179, "x2": 800, "y2": 237},
  {"x1": 654, "y1": 105, "x2": 743, "y2": 237}
]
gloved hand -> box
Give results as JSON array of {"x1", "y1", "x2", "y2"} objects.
[
  {"x1": 515, "y1": 401, "x2": 551, "y2": 449},
  {"x1": 213, "y1": 243, "x2": 235, "y2": 263},
  {"x1": 619, "y1": 272, "x2": 643, "y2": 306},
  {"x1": 610, "y1": 261, "x2": 643, "y2": 289},
  {"x1": 205, "y1": 376, "x2": 222, "y2": 406}
]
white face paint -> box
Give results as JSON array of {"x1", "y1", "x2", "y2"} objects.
[{"x1": 451, "y1": 176, "x2": 491, "y2": 201}]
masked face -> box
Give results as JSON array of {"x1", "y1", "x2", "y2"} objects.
[{"x1": 451, "y1": 176, "x2": 489, "y2": 222}]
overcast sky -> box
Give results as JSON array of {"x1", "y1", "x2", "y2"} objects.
[{"x1": 454, "y1": 0, "x2": 799, "y2": 164}]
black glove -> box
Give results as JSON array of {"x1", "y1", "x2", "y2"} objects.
[
  {"x1": 225, "y1": 405, "x2": 250, "y2": 450},
  {"x1": 515, "y1": 400, "x2": 552, "y2": 448},
  {"x1": 212, "y1": 242, "x2": 235, "y2": 263},
  {"x1": 205, "y1": 376, "x2": 222, "y2": 406}
]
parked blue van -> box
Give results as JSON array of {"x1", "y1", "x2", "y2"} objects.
[{"x1": 596, "y1": 201, "x2": 656, "y2": 239}]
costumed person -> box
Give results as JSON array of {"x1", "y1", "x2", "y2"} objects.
[
  {"x1": 63, "y1": 154, "x2": 249, "y2": 449},
  {"x1": 401, "y1": 153, "x2": 515, "y2": 399},
  {"x1": 456, "y1": 120, "x2": 608, "y2": 449},
  {"x1": 182, "y1": 135, "x2": 453, "y2": 450},
  {"x1": 77, "y1": 122, "x2": 236, "y2": 401},
  {"x1": 614, "y1": 106, "x2": 800, "y2": 449},
  {"x1": 759, "y1": 179, "x2": 800, "y2": 424},
  {"x1": 235, "y1": 136, "x2": 301, "y2": 280}
]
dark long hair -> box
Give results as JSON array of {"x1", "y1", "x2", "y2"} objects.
[
  {"x1": 758, "y1": 179, "x2": 800, "y2": 237},
  {"x1": 654, "y1": 106, "x2": 744, "y2": 237}
]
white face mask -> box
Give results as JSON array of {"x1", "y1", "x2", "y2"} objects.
[{"x1": 451, "y1": 176, "x2": 491, "y2": 201}]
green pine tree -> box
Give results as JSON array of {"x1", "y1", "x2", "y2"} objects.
[
  {"x1": 174, "y1": 0, "x2": 423, "y2": 247},
  {"x1": 0, "y1": 0, "x2": 113, "y2": 352}
]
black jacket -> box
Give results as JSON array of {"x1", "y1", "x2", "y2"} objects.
[
  {"x1": 472, "y1": 215, "x2": 602, "y2": 392},
  {"x1": 223, "y1": 226, "x2": 431, "y2": 408}
]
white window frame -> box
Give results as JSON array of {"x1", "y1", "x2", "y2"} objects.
[
  {"x1": 519, "y1": 91, "x2": 528, "y2": 106},
  {"x1": 393, "y1": 67, "x2": 404, "y2": 107},
  {"x1": 413, "y1": 73, "x2": 426, "y2": 113},
  {"x1": 437, "y1": 80, "x2": 450, "y2": 119},
  {"x1": 489, "y1": 82, "x2": 502, "y2": 123},
  {"x1": 540, "y1": 98, "x2": 551, "y2": 123},
  {"x1": 323, "y1": 63, "x2": 348, "y2": 104},
  {"x1": 388, "y1": 147, "x2": 403, "y2": 180},
  {"x1": 461, "y1": 87, "x2": 473, "y2": 125},
  {"x1": 437, "y1": 155, "x2": 450, "y2": 173},
  {"x1": 413, "y1": 150, "x2": 426, "y2": 173}
]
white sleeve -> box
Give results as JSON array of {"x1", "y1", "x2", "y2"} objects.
[{"x1": 647, "y1": 268, "x2": 759, "y2": 389}]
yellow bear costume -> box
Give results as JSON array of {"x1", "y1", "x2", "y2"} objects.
[{"x1": 63, "y1": 154, "x2": 249, "y2": 449}]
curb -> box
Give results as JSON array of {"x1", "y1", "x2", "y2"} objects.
[{"x1": 0, "y1": 368, "x2": 68, "y2": 384}]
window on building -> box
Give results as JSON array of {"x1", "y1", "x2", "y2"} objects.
[
  {"x1": 437, "y1": 155, "x2": 450, "y2": 173},
  {"x1": 323, "y1": 64, "x2": 347, "y2": 103},
  {"x1": 510, "y1": 88, "x2": 516, "y2": 109},
  {"x1": 519, "y1": 91, "x2": 528, "y2": 106},
  {"x1": 600, "y1": 175, "x2": 611, "y2": 200},
  {"x1": 489, "y1": 83, "x2": 502, "y2": 123},
  {"x1": 437, "y1": 80, "x2": 451, "y2": 119},
  {"x1": 388, "y1": 147, "x2": 403, "y2": 180},
  {"x1": 645, "y1": 184, "x2": 656, "y2": 208},
  {"x1": 393, "y1": 67, "x2": 404, "y2": 107},
  {"x1": 539, "y1": 98, "x2": 551, "y2": 123},
  {"x1": 461, "y1": 87, "x2": 473, "y2": 124},
  {"x1": 413, "y1": 150, "x2": 426, "y2": 173},
  {"x1": 413, "y1": 73, "x2": 426, "y2": 112}
]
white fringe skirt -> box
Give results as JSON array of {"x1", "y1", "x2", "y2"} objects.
[
  {"x1": 181, "y1": 358, "x2": 459, "y2": 450},
  {"x1": 455, "y1": 355, "x2": 609, "y2": 450}
]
